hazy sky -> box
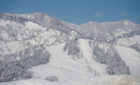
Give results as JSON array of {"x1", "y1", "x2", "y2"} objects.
[{"x1": 0, "y1": 0, "x2": 140, "y2": 24}]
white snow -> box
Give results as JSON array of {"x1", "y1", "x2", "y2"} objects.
[{"x1": 115, "y1": 45, "x2": 140, "y2": 75}]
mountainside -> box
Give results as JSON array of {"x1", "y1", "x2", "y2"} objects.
[
  {"x1": 0, "y1": 13, "x2": 140, "y2": 85},
  {"x1": 79, "y1": 20, "x2": 140, "y2": 42}
]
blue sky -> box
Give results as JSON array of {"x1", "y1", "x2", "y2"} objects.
[{"x1": 0, "y1": 0, "x2": 140, "y2": 24}]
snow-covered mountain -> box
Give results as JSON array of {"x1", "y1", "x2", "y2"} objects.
[{"x1": 0, "y1": 13, "x2": 140, "y2": 85}]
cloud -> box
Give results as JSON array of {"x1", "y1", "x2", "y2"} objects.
[{"x1": 94, "y1": 12, "x2": 102, "y2": 17}]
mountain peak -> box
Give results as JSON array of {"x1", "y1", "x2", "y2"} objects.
[{"x1": 30, "y1": 12, "x2": 46, "y2": 16}]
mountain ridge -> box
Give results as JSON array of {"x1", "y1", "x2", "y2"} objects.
[{"x1": 0, "y1": 12, "x2": 140, "y2": 85}]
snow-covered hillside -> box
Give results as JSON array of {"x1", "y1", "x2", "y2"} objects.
[{"x1": 0, "y1": 13, "x2": 140, "y2": 85}]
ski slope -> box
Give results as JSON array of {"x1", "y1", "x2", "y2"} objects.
[
  {"x1": 78, "y1": 39, "x2": 107, "y2": 75},
  {"x1": 31, "y1": 39, "x2": 107, "y2": 83}
]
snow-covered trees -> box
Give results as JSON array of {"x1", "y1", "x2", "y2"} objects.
[
  {"x1": 0, "y1": 60, "x2": 32, "y2": 82},
  {"x1": 93, "y1": 44, "x2": 130, "y2": 75},
  {"x1": 0, "y1": 45, "x2": 50, "y2": 82},
  {"x1": 64, "y1": 40, "x2": 82, "y2": 59},
  {"x1": 131, "y1": 43, "x2": 140, "y2": 52}
]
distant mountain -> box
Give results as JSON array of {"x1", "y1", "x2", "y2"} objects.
[
  {"x1": 0, "y1": 13, "x2": 140, "y2": 85},
  {"x1": 79, "y1": 20, "x2": 140, "y2": 42}
]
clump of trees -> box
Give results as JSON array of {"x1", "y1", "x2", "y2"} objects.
[
  {"x1": 0, "y1": 60, "x2": 32, "y2": 82},
  {"x1": 93, "y1": 44, "x2": 130, "y2": 75},
  {"x1": 0, "y1": 45, "x2": 50, "y2": 82},
  {"x1": 131, "y1": 43, "x2": 140, "y2": 52},
  {"x1": 64, "y1": 40, "x2": 82, "y2": 60}
]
